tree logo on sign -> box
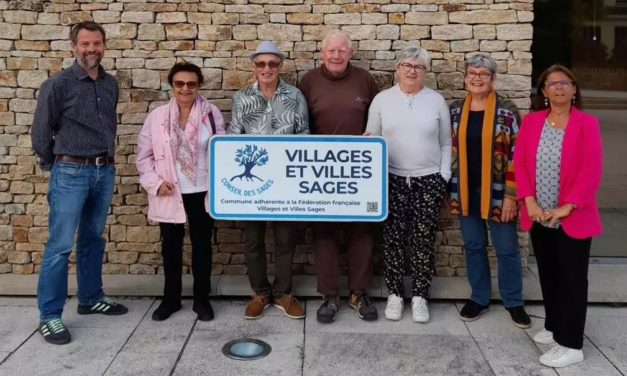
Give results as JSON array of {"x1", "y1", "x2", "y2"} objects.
[{"x1": 231, "y1": 144, "x2": 269, "y2": 182}]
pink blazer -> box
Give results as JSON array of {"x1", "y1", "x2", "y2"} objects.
[
  {"x1": 514, "y1": 107, "x2": 603, "y2": 239},
  {"x1": 136, "y1": 103, "x2": 226, "y2": 224}
]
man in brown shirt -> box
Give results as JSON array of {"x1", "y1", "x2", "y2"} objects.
[{"x1": 299, "y1": 30, "x2": 380, "y2": 324}]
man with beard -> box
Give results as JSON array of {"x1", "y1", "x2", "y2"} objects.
[
  {"x1": 32, "y1": 21, "x2": 127, "y2": 345},
  {"x1": 299, "y1": 30, "x2": 380, "y2": 324}
]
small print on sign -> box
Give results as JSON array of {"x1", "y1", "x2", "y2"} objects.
[{"x1": 209, "y1": 135, "x2": 388, "y2": 222}]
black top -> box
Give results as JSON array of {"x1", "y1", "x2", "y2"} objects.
[
  {"x1": 31, "y1": 60, "x2": 119, "y2": 171},
  {"x1": 467, "y1": 110, "x2": 485, "y2": 188}
]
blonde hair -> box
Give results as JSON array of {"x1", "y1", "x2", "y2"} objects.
[{"x1": 321, "y1": 30, "x2": 352, "y2": 50}]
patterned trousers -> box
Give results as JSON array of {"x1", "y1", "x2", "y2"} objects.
[{"x1": 383, "y1": 173, "x2": 446, "y2": 298}]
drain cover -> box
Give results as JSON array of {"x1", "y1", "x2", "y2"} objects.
[{"x1": 222, "y1": 338, "x2": 272, "y2": 361}]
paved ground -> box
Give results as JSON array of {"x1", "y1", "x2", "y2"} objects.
[{"x1": 0, "y1": 297, "x2": 625, "y2": 376}]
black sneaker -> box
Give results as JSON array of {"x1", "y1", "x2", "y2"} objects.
[
  {"x1": 459, "y1": 300, "x2": 489, "y2": 322},
  {"x1": 506, "y1": 306, "x2": 532, "y2": 329},
  {"x1": 317, "y1": 295, "x2": 339, "y2": 324},
  {"x1": 77, "y1": 297, "x2": 129, "y2": 316},
  {"x1": 193, "y1": 298, "x2": 214, "y2": 321},
  {"x1": 39, "y1": 319, "x2": 71, "y2": 345},
  {"x1": 152, "y1": 301, "x2": 182, "y2": 321},
  {"x1": 349, "y1": 291, "x2": 378, "y2": 321}
]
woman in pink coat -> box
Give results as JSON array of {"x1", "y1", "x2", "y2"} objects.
[
  {"x1": 515, "y1": 64, "x2": 603, "y2": 368},
  {"x1": 136, "y1": 62, "x2": 226, "y2": 322}
]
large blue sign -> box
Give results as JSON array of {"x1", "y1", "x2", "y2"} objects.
[{"x1": 208, "y1": 135, "x2": 388, "y2": 222}]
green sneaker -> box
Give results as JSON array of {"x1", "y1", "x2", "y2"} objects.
[{"x1": 39, "y1": 319, "x2": 71, "y2": 345}]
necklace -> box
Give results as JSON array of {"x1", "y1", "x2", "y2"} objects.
[
  {"x1": 405, "y1": 93, "x2": 417, "y2": 110},
  {"x1": 399, "y1": 85, "x2": 420, "y2": 110},
  {"x1": 547, "y1": 110, "x2": 568, "y2": 128}
]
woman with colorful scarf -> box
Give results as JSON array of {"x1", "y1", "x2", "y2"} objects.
[
  {"x1": 447, "y1": 54, "x2": 531, "y2": 328},
  {"x1": 136, "y1": 62, "x2": 226, "y2": 322}
]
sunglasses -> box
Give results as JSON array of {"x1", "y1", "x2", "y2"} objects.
[
  {"x1": 254, "y1": 61, "x2": 281, "y2": 69},
  {"x1": 173, "y1": 81, "x2": 198, "y2": 89}
]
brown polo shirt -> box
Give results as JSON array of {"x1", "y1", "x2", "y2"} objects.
[{"x1": 299, "y1": 63, "x2": 379, "y2": 136}]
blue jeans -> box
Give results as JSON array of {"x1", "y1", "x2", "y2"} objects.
[
  {"x1": 37, "y1": 162, "x2": 115, "y2": 321},
  {"x1": 458, "y1": 189, "x2": 523, "y2": 307}
]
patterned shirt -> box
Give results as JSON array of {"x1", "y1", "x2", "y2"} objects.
[
  {"x1": 228, "y1": 79, "x2": 309, "y2": 135},
  {"x1": 31, "y1": 60, "x2": 119, "y2": 171},
  {"x1": 535, "y1": 119, "x2": 565, "y2": 228}
]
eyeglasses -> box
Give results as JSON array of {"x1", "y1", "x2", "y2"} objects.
[
  {"x1": 466, "y1": 71, "x2": 492, "y2": 80},
  {"x1": 399, "y1": 63, "x2": 426, "y2": 73},
  {"x1": 173, "y1": 81, "x2": 198, "y2": 89},
  {"x1": 545, "y1": 79, "x2": 573, "y2": 89},
  {"x1": 254, "y1": 61, "x2": 281, "y2": 69}
]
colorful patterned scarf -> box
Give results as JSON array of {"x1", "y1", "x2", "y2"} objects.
[{"x1": 165, "y1": 95, "x2": 212, "y2": 186}]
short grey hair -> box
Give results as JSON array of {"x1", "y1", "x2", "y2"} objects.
[
  {"x1": 321, "y1": 30, "x2": 352, "y2": 50},
  {"x1": 465, "y1": 53, "x2": 497, "y2": 75},
  {"x1": 396, "y1": 46, "x2": 430, "y2": 70}
]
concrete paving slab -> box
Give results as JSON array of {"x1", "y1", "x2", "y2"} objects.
[
  {"x1": 591, "y1": 225, "x2": 627, "y2": 258},
  {"x1": 0, "y1": 327, "x2": 134, "y2": 376},
  {"x1": 0, "y1": 352, "x2": 9, "y2": 364},
  {"x1": 61, "y1": 298, "x2": 153, "y2": 329},
  {"x1": 103, "y1": 300, "x2": 197, "y2": 376},
  {"x1": 217, "y1": 275, "x2": 383, "y2": 298},
  {"x1": 97, "y1": 275, "x2": 222, "y2": 297},
  {"x1": 0, "y1": 298, "x2": 39, "y2": 307},
  {"x1": 304, "y1": 332, "x2": 493, "y2": 376},
  {"x1": 584, "y1": 316, "x2": 627, "y2": 374},
  {"x1": 0, "y1": 274, "x2": 221, "y2": 297},
  {"x1": 457, "y1": 302, "x2": 557, "y2": 376},
  {"x1": 586, "y1": 304, "x2": 627, "y2": 317},
  {"x1": 379, "y1": 274, "x2": 543, "y2": 302},
  {"x1": 553, "y1": 339, "x2": 621, "y2": 376},
  {"x1": 527, "y1": 316, "x2": 623, "y2": 376},
  {"x1": 305, "y1": 300, "x2": 471, "y2": 337},
  {"x1": 291, "y1": 275, "x2": 383, "y2": 297},
  {"x1": 1, "y1": 265, "x2": 626, "y2": 303},
  {"x1": 0, "y1": 306, "x2": 38, "y2": 353},
  {"x1": 195, "y1": 300, "x2": 305, "y2": 334},
  {"x1": 521, "y1": 265, "x2": 627, "y2": 303},
  {"x1": 587, "y1": 265, "x2": 627, "y2": 302},
  {"x1": 172, "y1": 330, "x2": 304, "y2": 376}
]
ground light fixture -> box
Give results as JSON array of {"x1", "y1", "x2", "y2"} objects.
[{"x1": 222, "y1": 338, "x2": 272, "y2": 361}]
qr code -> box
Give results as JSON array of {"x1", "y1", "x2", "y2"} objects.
[{"x1": 367, "y1": 202, "x2": 378, "y2": 213}]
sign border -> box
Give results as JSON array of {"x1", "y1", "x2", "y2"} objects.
[{"x1": 208, "y1": 135, "x2": 388, "y2": 222}]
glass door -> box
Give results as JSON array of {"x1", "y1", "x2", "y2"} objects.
[{"x1": 532, "y1": 0, "x2": 627, "y2": 258}]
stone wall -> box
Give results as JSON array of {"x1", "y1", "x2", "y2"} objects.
[{"x1": 0, "y1": 0, "x2": 532, "y2": 277}]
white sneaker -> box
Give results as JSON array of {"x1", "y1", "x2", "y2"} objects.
[
  {"x1": 534, "y1": 328, "x2": 556, "y2": 345},
  {"x1": 385, "y1": 294, "x2": 404, "y2": 321},
  {"x1": 411, "y1": 297, "x2": 430, "y2": 323},
  {"x1": 540, "y1": 344, "x2": 584, "y2": 368}
]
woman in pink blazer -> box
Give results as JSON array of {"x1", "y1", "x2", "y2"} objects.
[
  {"x1": 136, "y1": 63, "x2": 226, "y2": 322},
  {"x1": 515, "y1": 65, "x2": 603, "y2": 369}
]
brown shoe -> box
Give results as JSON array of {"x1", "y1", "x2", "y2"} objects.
[
  {"x1": 273, "y1": 294, "x2": 305, "y2": 319},
  {"x1": 244, "y1": 295, "x2": 270, "y2": 320}
]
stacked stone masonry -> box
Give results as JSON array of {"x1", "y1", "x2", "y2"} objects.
[{"x1": 0, "y1": 0, "x2": 532, "y2": 277}]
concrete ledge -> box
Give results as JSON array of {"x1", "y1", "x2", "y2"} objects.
[{"x1": 1, "y1": 264, "x2": 625, "y2": 302}]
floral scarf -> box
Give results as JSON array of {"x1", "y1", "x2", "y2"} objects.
[{"x1": 165, "y1": 95, "x2": 212, "y2": 186}]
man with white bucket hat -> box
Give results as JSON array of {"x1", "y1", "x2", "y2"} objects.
[{"x1": 227, "y1": 40, "x2": 309, "y2": 320}]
